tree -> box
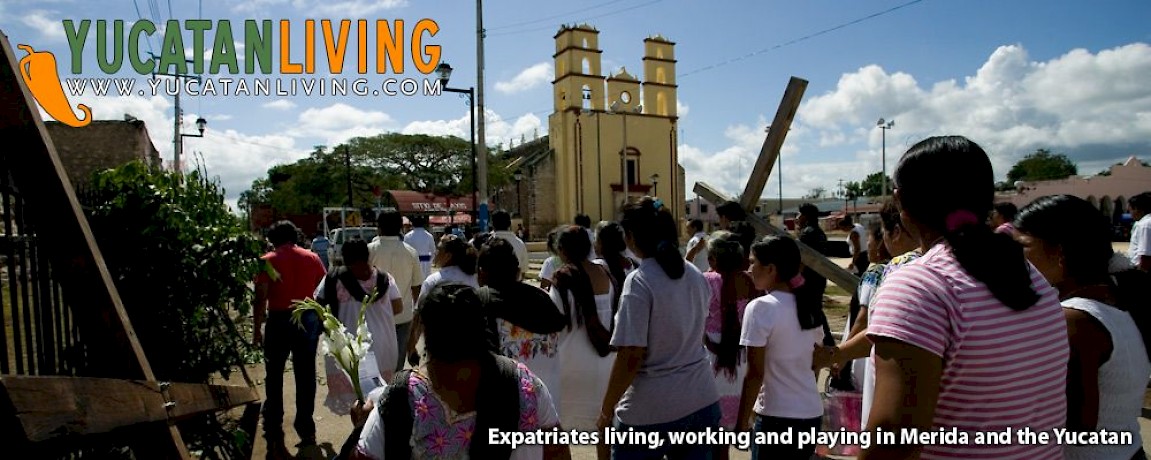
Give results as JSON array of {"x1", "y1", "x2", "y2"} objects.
[
  {"x1": 243, "y1": 133, "x2": 510, "y2": 217},
  {"x1": 844, "y1": 181, "x2": 865, "y2": 201},
  {"x1": 804, "y1": 187, "x2": 827, "y2": 200},
  {"x1": 1007, "y1": 148, "x2": 1077, "y2": 183},
  {"x1": 858, "y1": 171, "x2": 893, "y2": 197}
]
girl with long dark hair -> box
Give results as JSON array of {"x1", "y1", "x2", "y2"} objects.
[
  {"x1": 350, "y1": 283, "x2": 569, "y2": 460},
  {"x1": 701, "y1": 231, "x2": 760, "y2": 430},
  {"x1": 593, "y1": 221, "x2": 637, "y2": 306},
  {"x1": 862, "y1": 136, "x2": 1067, "y2": 459},
  {"x1": 1015, "y1": 194, "x2": 1151, "y2": 460},
  {"x1": 548, "y1": 226, "x2": 616, "y2": 430},
  {"x1": 736, "y1": 236, "x2": 825, "y2": 460},
  {"x1": 597, "y1": 199, "x2": 720, "y2": 460}
]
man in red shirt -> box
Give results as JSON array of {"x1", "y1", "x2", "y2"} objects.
[{"x1": 254, "y1": 221, "x2": 326, "y2": 452}]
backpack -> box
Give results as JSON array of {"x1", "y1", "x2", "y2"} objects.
[
  {"x1": 337, "y1": 355, "x2": 523, "y2": 460},
  {"x1": 322, "y1": 266, "x2": 391, "y2": 318}
]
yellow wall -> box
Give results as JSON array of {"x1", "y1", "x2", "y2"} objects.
[{"x1": 550, "y1": 29, "x2": 682, "y2": 226}]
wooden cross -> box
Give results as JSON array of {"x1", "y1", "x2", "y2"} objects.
[
  {"x1": 0, "y1": 32, "x2": 259, "y2": 457},
  {"x1": 692, "y1": 77, "x2": 860, "y2": 295}
]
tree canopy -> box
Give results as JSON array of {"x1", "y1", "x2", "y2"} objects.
[
  {"x1": 843, "y1": 171, "x2": 892, "y2": 198},
  {"x1": 240, "y1": 133, "x2": 512, "y2": 217},
  {"x1": 1007, "y1": 148, "x2": 1078, "y2": 183}
]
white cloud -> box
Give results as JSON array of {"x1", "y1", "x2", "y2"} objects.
[
  {"x1": 794, "y1": 42, "x2": 1151, "y2": 183},
  {"x1": 295, "y1": 103, "x2": 395, "y2": 145},
  {"x1": 23, "y1": 10, "x2": 64, "y2": 42},
  {"x1": 677, "y1": 99, "x2": 689, "y2": 118},
  {"x1": 679, "y1": 42, "x2": 1151, "y2": 202},
  {"x1": 38, "y1": 92, "x2": 307, "y2": 207},
  {"x1": 495, "y1": 62, "x2": 553, "y2": 94},
  {"x1": 400, "y1": 109, "x2": 544, "y2": 151},
  {"x1": 263, "y1": 100, "x2": 297, "y2": 110}
]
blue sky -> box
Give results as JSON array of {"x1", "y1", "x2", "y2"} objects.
[{"x1": 6, "y1": 0, "x2": 1151, "y2": 211}]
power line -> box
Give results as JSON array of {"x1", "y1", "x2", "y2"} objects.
[
  {"x1": 130, "y1": 0, "x2": 157, "y2": 59},
  {"x1": 504, "y1": 0, "x2": 930, "y2": 121},
  {"x1": 487, "y1": 0, "x2": 629, "y2": 31},
  {"x1": 679, "y1": 0, "x2": 930, "y2": 79},
  {"x1": 488, "y1": 0, "x2": 665, "y2": 38}
]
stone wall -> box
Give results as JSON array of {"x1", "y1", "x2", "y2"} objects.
[{"x1": 44, "y1": 120, "x2": 161, "y2": 188}]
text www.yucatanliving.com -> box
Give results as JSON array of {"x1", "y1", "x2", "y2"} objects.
[{"x1": 63, "y1": 76, "x2": 443, "y2": 98}]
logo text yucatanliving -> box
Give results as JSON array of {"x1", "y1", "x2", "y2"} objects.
[{"x1": 62, "y1": 19, "x2": 441, "y2": 76}]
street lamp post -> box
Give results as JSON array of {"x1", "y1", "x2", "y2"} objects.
[
  {"x1": 514, "y1": 169, "x2": 524, "y2": 217},
  {"x1": 177, "y1": 116, "x2": 207, "y2": 171},
  {"x1": 877, "y1": 118, "x2": 895, "y2": 200},
  {"x1": 650, "y1": 173, "x2": 660, "y2": 197},
  {"x1": 436, "y1": 62, "x2": 478, "y2": 221}
]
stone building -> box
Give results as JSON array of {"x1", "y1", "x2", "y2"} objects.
[
  {"x1": 501, "y1": 24, "x2": 686, "y2": 239},
  {"x1": 44, "y1": 118, "x2": 162, "y2": 188}
]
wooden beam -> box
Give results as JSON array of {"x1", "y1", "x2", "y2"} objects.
[
  {"x1": 0, "y1": 375, "x2": 259, "y2": 443},
  {"x1": 739, "y1": 77, "x2": 808, "y2": 212},
  {"x1": 695, "y1": 181, "x2": 859, "y2": 295},
  {"x1": 0, "y1": 32, "x2": 154, "y2": 381}
]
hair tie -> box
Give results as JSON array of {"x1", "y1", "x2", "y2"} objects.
[
  {"x1": 944, "y1": 209, "x2": 979, "y2": 232},
  {"x1": 789, "y1": 274, "x2": 805, "y2": 289}
]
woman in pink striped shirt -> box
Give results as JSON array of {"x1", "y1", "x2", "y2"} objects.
[{"x1": 862, "y1": 136, "x2": 1068, "y2": 460}]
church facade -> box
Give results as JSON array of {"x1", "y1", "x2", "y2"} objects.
[{"x1": 504, "y1": 24, "x2": 685, "y2": 239}]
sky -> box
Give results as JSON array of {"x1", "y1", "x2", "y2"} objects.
[{"x1": 5, "y1": 0, "x2": 1151, "y2": 212}]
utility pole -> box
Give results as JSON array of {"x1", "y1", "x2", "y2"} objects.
[{"x1": 476, "y1": 0, "x2": 489, "y2": 208}]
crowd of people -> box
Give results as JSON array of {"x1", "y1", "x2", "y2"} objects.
[{"x1": 251, "y1": 135, "x2": 1151, "y2": 460}]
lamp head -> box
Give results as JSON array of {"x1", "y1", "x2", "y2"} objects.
[
  {"x1": 195, "y1": 117, "x2": 207, "y2": 134},
  {"x1": 633, "y1": 104, "x2": 643, "y2": 113},
  {"x1": 650, "y1": 173, "x2": 659, "y2": 184},
  {"x1": 877, "y1": 118, "x2": 885, "y2": 127},
  {"x1": 435, "y1": 62, "x2": 453, "y2": 86},
  {"x1": 514, "y1": 169, "x2": 524, "y2": 181},
  {"x1": 610, "y1": 101, "x2": 621, "y2": 112}
]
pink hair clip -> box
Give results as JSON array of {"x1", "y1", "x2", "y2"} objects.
[
  {"x1": 944, "y1": 209, "x2": 979, "y2": 232},
  {"x1": 789, "y1": 274, "x2": 805, "y2": 289}
]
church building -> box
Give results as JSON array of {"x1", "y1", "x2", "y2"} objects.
[{"x1": 501, "y1": 24, "x2": 685, "y2": 239}]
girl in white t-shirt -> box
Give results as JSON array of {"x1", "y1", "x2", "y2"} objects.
[{"x1": 736, "y1": 235, "x2": 824, "y2": 460}]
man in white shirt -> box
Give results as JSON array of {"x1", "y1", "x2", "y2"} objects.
[
  {"x1": 403, "y1": 216, "x2": 437, "y2": 279},
  {"x1": 1129, "y1": 192, "x2": 1151, "y2": 272},
  {"x1": 489, "y1": 210, "x2": 529, "y2": 281},
  {"x1": 684, "y1": 219, "x2": 710, "y2": 273},
  {"x1": 368, "y1": 210, "x2": 425, "y2": 371},
  {"x1": 838, "y1": 216, "x2": 869, "y2": 276}
]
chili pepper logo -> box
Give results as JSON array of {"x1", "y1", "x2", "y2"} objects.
[{"x1": 17, "y1": 44, "x2": 92, "y2": 128}]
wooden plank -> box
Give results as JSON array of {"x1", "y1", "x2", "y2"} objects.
[
  {"x1": 738, "y1": 77, "x2": 808, "y2": 212},
  {"x1": 0, "y1": 375, "x2": 258, "y2": 443},
  {"x1": 695, "y1": 181, "x2": 860, "y2": 295},
  {"x1": 0, "y1": 32, "x2": 153, "y2": 381}
]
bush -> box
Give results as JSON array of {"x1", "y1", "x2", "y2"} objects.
[
  {"x1": 83, "y1": 161, "x2": 264, "y2": 456},
  {"x1": 85, "y1": 161, "x2": 263, "y2": 381}
]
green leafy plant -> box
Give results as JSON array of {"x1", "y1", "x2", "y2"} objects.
[{"x1": 81, "y1": 161, "x2": 265, "y2": 457}]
